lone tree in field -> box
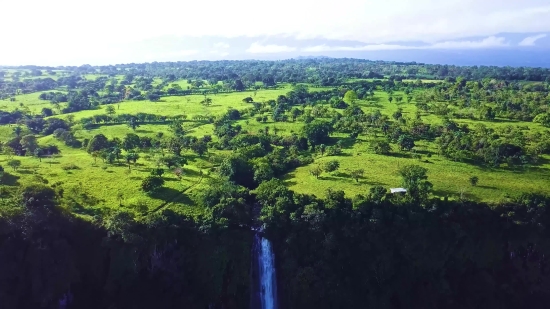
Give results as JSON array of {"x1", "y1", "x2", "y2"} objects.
[
  {"x1": 117, "y1": 192, "x2": 124, "y2": 206},
  {"x1": 200, "y1": 97, "x2": 213, "y2": 107},
  {"x1": 310, "y1": 165, "x2": 323, "y2": 179},
  {"x1": 7, "y1": 159, "x2": 21, "y2": 171},
  {"x1": 324, "y1": 160, "x2": 340, "y2": 173},
  {"x1": 349, "y1": 168, "x2": 364, "y2": 182},
  {"x1": 105, "y1": 105, "x2": 116, "y2": 116},
  {"x1": 398, "y1": 165, "x2": 433, "y2": 201},
  {"x1": 469, "y1": 176, "x2": 479, "y2": 186}
]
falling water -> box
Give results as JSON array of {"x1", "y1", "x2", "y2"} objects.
[{"x1": 252, "y1": 233, "x2": 278, "y2": 309}]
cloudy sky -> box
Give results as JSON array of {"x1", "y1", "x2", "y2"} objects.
[{"x1": 1, "y1": 0, "x2": 550, "y2": 66}]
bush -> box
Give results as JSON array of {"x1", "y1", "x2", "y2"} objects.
[
  {"x1": 61, "y1": 163, "x2": 79, "y2": 170},
  {"x1": 324, "y1": 160, "x2": 340, "y2": 172},
  {"x1": 141, "y1": 176, "x2": 164, "y2": 193}
]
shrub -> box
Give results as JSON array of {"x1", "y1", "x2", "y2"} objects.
[
  {"x1": 141, "y1": 176, "x2": 164, "y2": 193},
  {"x1": 61, "y1": 163, "x2": 79, "y2": 170}
]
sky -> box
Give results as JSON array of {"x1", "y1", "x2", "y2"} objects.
[{"x1": 1, "y1": 0, "x2": 550, "y2": 66}]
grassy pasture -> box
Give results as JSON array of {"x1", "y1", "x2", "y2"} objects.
[{"x1": 1, "y1": 83, "x2": 549, "y2": 219}]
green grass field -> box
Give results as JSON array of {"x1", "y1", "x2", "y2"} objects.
[{"x1": 1, "y1": 83, "x2": 549, "y2": 219}]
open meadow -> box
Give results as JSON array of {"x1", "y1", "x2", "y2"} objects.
[{"x1": 2, "y1": 76, "x2": 549, "y2": 221}]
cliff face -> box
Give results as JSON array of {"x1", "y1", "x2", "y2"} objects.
[{"x1": 0, "y1": 207, "x2": 253, "y2": 309}]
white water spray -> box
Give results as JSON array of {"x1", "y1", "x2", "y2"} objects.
[{"x1": 254, "y1": 233, "x2": 278, "y2": 309}]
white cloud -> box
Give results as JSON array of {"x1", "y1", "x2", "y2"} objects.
[
  {"x1": 302, "y1": 36, "x2": 509, "y2": 52},
  {"x1": 428, "y1": 36, "x2": 509, "y2": 49},
  {"x1": 519, "y1": 34, "x2": 547, "y2": 46},
  {"x1": 214, "y1": 42, "x2": 230, "y2": 49},
  {"x1": 303, "y1": 44, "x2": 412, "y2": 52},
  {"x1": 1, "y1": 0, "x2": 550, "y2": 64},
  {"x1": 246, "y1": 43, "x2": 297, "y2": 54}
]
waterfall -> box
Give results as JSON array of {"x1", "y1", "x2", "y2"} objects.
[{"x1": 252, "y1": 233, "x2": 278, "y2": 309}]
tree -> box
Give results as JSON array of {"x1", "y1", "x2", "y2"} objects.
[
  {"x1": 41, "y1": 107, "x2": 53, "y2": 117},
  {"x1": 147, "y1": 93, "x2": 161, "y2": 101},
  {"x1": 20, "y1": 135, "x2": 38, "y2": 155},
  {"x1": 388, "y1": 96, "x2": 393, "y2": 104},
  {"x1": 310, "y1": 165, "x2": 323, "y2": 179},
  {"x1": 397, "y1": 135, "x2": 415, "y2": 151},
  {"x1": 160, "y1": 155, "x2": 186, "y2": 169},
  {"x1": 105, "y1": 105, "x2": 116, "y2": 116},
  {"x1": 169, "y1": 119, "x2": 185, "y2": 136},
  {"x1": 253, "y1": 163, "x2": 275, "y2": 183},
  {"x1": 141, "y1": 176, "x2": 165, "y2": 193},
  {"x1": 200, "y1": 97, "x2": 213, "y2": 107},
  {"x1": 117, "y1": 192, "x2": 124, "y2": 206},
  {"x1": 469, "y1": 176, "x2": 479, "y2": 186},
  {"x1": 127, "y1": 117, "x2": 140, "y2": 131},
  {"x1": 151, "y1": 168, "x2": 165, "y2": 177},
  {"x1": 87, "y1": 134, "x2": 110, "y2": 153},
  {"x1": 372, "y1": 140, "x2": 391, "y2": 154},
  {"x1": 7, "y1": 159, "x2": 21, "y2": 171},
  {"x1": 91, "y1": 150, "x2": 100, "y2": 164},
  {"x1": 125, "y1": 153, "x2": 140, "y2": 168},
  {"x1": 233, "y1": 79, "x2": 245, "y2": 91},
  {"x1": 324, "y1": 160, "x2": 340, "y2": 173},
  {"x1": 302, "y1": 120, "x2": 334, "y2": 146},
  {"x1": 343, "y1": 90, "x2": 358, "y2": 104},
  {"x1": 291, "y1": 107, "x2": 301, "y2": 121},
  {"x1": 319, "y1": 144, "x2": 327, "y2": 156},
  {"x1": 398, "y1": 165, "x2": 433, "y2": 201},
  {"x1": 368, "y1": 186, "x2": 387, "y2": 203},
  {"x1": 12, "y1": 126, "x2": 22, "y2": 137},
  {"x1": 191, "y1": 141, "x2": 208, "y2": 157},
  {"x1": 122, "y1": 133, "x2": 141, "y2": 151},
  {"x1": 33, "y1": 148, "x2": 43, "y2": 162},
  {"x1": 349, "y1": 168, "x2": 364, "y2": 182}
]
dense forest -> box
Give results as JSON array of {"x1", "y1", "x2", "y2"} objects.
[
  {"x1": 2, "y1": 180, "x2": 550, "y2": 308},
  {"x1": 1, "y1": 58, "x2": 550, "y2": 309}
]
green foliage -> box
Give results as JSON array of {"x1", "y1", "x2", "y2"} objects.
[
  {"x1": 533, "y1": 113, "x2": 550, "y2": 127},
  {"x1": 310, "y1": 165, "x2": 323, "y2": 179},
  {"x1": 7, "y1": 159, "x2": 21, "y2": 171},
  {"x1": 469, "y1": 176, "x2": 479, "y2": 186},
  {"x1": 343, "y1": 90, "x2": 358, "y2": 104},
  {"x1": 302, "y1": 120, "x2": 334, "y2": 146},
  {"x1": 87, "y1": 134, "x2": 110, "y2": 153},
  {"x1": 398, "y1": 165, "x2": 433, "y2": 201},
  {"x1": 141, "y1": 176, "x2": 164, "y2": 193},
  {"x1": 349, "y1": 168, "x2": 364, "y2": 182},
  {"x1": 324, "y1": 160, "x2": 340, "y2": 173}
]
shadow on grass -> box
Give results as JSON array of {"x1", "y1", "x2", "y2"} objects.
[
  {"x1": 71, "y1": 204, "x2": 104, "y2": 217},
  {"x1": 433, "y1": 189, "x2": 457, "y2": 198},
  {"x1": 149, "y1": 187, "x2": 182, "y2": 202},
  {"x1": 0, "y1": 173, "x2": 20, "y2": 186},
  {"x1": 388, "y1": 152, "x2": 411, "y2": 159},
  {"x1": 365, "y1": 180, "x2": 386, "y2": 186},
  {"x1": 135, "y1": 129, "x2": 155, "y2": 134},
  {"x1": 335, "y1": 137, "x2": 358, "y2": 149},
  {"x1": 281, "y1": 172, "x2": 298, "y2": 187},
  {"x1": 172, "y1": 193, "x2": 196, "y2": 206},
  {"x1": 477, "y1": 185, "x2": 498, "y2": 190},
  {"x1": 17, "y1": 169, "x2": 34, "y2": 175}
]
